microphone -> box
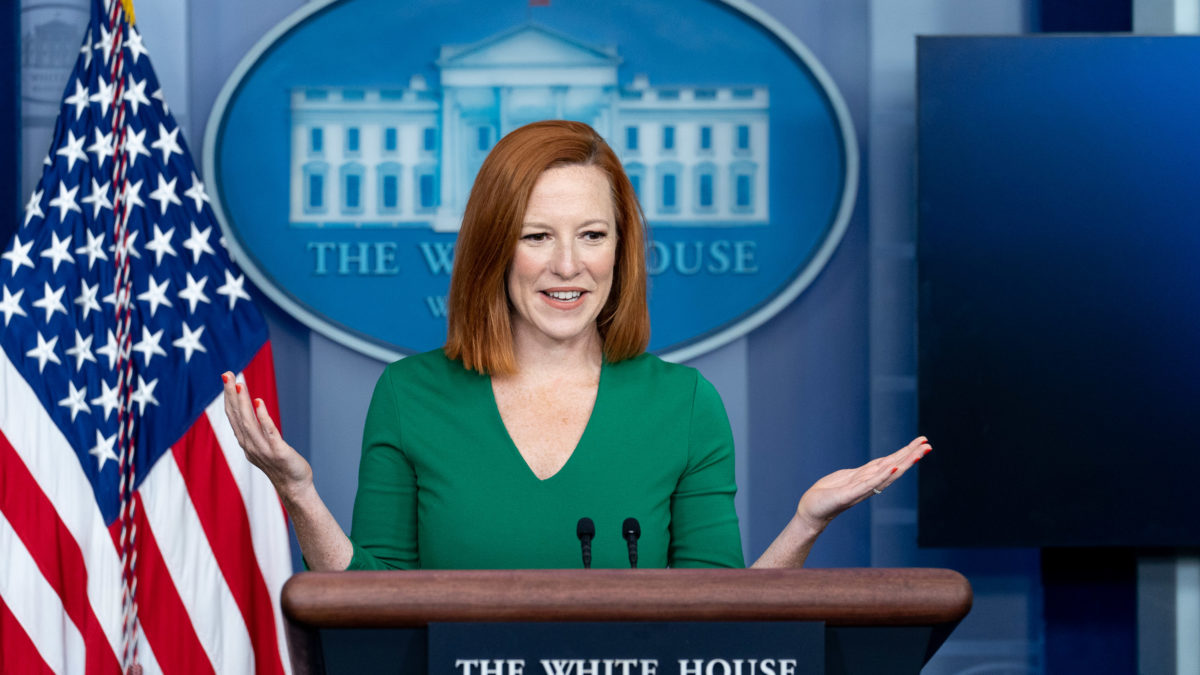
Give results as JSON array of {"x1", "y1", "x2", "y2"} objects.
[
  {"x1": 576, "y1": 517, "x2": 595, "y2": 569},
  {"x1": 622, "y1": 517, "x2": 641, "y2": 569}
]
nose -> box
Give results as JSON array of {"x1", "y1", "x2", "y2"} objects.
[{"x1": 550, "y1": 239, "x2": 581, "y2": 278}]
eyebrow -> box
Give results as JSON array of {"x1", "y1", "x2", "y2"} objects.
[{"x1": 521, "y1": 219, "x2": 613, "y2": 228}]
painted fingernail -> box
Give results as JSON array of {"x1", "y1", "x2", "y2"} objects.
[
  {"x1": 890, "y1": 467, "x2": 898, "y2": 474},
  {"x1": 221, "y1": 373, "x2": 230, "y2": 384},
  {"x1": 255, "y1": 398, "x2": 264, "y2": 408},
  {"x1": 923, "y1": 448, "x2": 933, "y2": 455},
  {"x1": 236, "y1": 384, "x2": 242, "y2": 394}
]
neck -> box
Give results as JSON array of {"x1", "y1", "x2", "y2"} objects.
[{"x1": 507, "y1": 324, "x2": 603, "y2": 381}]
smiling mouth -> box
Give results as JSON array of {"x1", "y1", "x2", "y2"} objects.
[{"x1": 543, "y1": 290, "x2": 583, "y2": 301}]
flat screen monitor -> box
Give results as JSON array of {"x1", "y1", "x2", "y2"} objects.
[{"x1": 917, "y1": 36, "x2": 1200, "y2": 547}]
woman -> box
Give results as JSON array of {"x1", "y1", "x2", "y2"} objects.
[{"x1": 223, "y1": 120, "x2": 930, "y2": 570}]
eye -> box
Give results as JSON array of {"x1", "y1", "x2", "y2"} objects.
[
  {"x1": 521, "y1": 232, "x2": 549, "y2": 242},
  {"x1": 581, "y1": 230, "x2": 608, "y2": 242}
]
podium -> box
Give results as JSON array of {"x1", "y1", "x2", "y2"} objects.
[{"x1": 281, "y1": 568, "x2": 972, "y2": 675}]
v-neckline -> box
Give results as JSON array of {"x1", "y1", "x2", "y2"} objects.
[{"x1": 486, "y1": 361, "x2": 606, "y2": 483}]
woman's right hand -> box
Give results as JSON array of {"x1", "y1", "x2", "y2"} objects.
[
  {"x1": 221, "y1": 372, "x2": 312, "y2": 501},
  {"x1": 222, "y1": 372, "x2": 354, "y2": 570}
]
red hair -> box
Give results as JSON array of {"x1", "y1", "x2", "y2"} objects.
[{"x1": 444, "y1": 120, "x2": 649, "y2": 375}]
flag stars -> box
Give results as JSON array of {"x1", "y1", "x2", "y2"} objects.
[
  {"x1": 24, "y1": 189, "x2": 44, "y2": 227},
  {"x1": 132, "y1": 375, "x2": 160, "y2": 414},
  {"x1": 0, "y1": 286, "x2": 27, "y2": 326},
  {"x1": 132, "y1": 325, "x2": 167, "y2": 366},
  {"x1": 149, "y1": 173, "x2": 182, "y2": 214},
  {"x1": 32, "y1": 282, "x2": 67, "y2": 322},
  {"x1": 75, "y1": 278, "x2": 102, "y2": 319},
  {"x1": 88, "y1": 128, "x2": 115, "y2": 166},
  {"x1": 182, "y1": 222, "x2": 215, "y2": 264},
  {"x1": 173, "y1": 323, "x2": 207, "y2": 363},
  {"x1": 91, "y1": 379, "x2": 120, "y2": 421},
  {"x1": 145, "y1": 224, "x2": 178, "y2": 265},
  {"x1": 89, "y1": 76, "x2": 115, "y2": 119},
  {"x1": 40, "y1": 231, "x2": 75, "y2": 274},
  {"x1": 3, "y1": 235, "x2": 35, "y2": 276},
  {"x1": 95, "y1": 329, "x2": 120, "y2": 370},
  {"x1": 56, "y1": 130, "x2": 88, "y2": 172},
  {"x1": 125, "y1": 27, "x2": 148, "y2": 63},
  {"x1": 94, "y1": 22, "x2": 116, "y2": 64},
  {"x1": 152, "y1": 88, "x2": 169, "y2": 115},
  {"x1": 216, "y1": 269, "x2": 251, "y2": 311},
  {"x1": 81, "y1": 178, "x2": 113, "y2": 220},
  {"x1": 89, "y1": 430, "x2": 118, "y2": 472},
  {"x1": 151, "y1": 124, "x2": 183, "y2": 165},
  {"x1": 79, "y1": 39, "x2": 93, "y2": 70},
  {"x1": 178, "y1": 272, "x2": 210, "y2": 314},
  {"x1": 122, "y1": 179, "x2": 146, "y2": 221},
  {"x1": 125, "y1": 126, "x2": 151, "y2": 167},
  {"x1": 137, "y1": 275, "x2": 173, "y2": 317},
  {"x1": 65, "y1": 330, "x2": 96, "y2": 371},
  {"x1": 183, "y1": 172, "x2": 211, "y2": 213},
  {"x1": 58, "y1": 381, "x2": 91, "y2": 422},
  {"x1": 124, "y1": 75, "x2": 151, "y2": 116},
  {"x1": 48, "y1": 180, "x2": 83, "y2": 221},
  {"x1": 75, "y1": 228, "x2": 109, "y2": 270},
  {"x1": 26, "y1": 332, "x2": 62, "y2": 373},
  {"x1": 64, "y1": 79, "x2": 90, "y2": 119}
]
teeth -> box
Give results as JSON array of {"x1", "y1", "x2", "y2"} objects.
[{"x1": 546, "y1": 291, "x2": 582, "y2": 301}]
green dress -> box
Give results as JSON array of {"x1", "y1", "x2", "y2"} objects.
[{"x1": 346, "y1": 349, "x2": 744, "y2": 570}]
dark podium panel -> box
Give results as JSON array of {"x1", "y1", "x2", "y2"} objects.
[{"x1": 281, "y1": 569, "x2": 973, "y2": 675}]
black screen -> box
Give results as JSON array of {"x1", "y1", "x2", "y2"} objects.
[{"x1": 917, "y1": 36, "x2": 1200, "y2": 547}]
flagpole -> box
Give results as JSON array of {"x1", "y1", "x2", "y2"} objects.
[{"x1": 99, "y1": 1, "x2": 143, "y2": 672}]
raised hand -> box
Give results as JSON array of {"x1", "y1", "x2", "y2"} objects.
[
  {"x1": 795, "y1": 436, "x2": 932, "y2": 530},
  {"x1": 752, "y1": 436, "x2": 932, "y2": 568},
  {"x1": 221, "y1": 372, "x2": 353, "y2": 570},
  {"x1": 221, "y1": 372, "x2": 312, "y2": 500}
]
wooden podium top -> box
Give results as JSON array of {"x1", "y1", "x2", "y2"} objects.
[{"x1": 282, "y1": 568, "x2": 973, "y2": 629}]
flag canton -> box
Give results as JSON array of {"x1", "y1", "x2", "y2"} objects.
[{"x1": 1, "y1": 9, "x2": 268, "y2": 526}]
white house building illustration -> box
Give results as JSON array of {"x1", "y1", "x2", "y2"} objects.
[{"x1": 289, "y1": 23, "x2": 770, "y2": 231}]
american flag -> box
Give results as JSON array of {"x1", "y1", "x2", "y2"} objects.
[{"x1": 1, "y1": 0, "x2": 293, "y2": 673}]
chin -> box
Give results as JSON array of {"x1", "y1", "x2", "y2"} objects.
[{"x1": 528, "y1": 317, "x2": 600, "y2": 345}]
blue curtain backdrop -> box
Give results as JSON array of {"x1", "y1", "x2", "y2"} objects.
[{"x1": 2, "y1": 1, "x2": 18, "y2": 250}]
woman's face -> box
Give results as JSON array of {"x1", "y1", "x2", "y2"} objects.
[{"x1": 507, "y1": 164, "x2": 618, "y2": 350}]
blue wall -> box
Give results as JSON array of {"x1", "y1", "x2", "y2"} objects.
[{"x1": 1, "y1": 0, "x2": 18, "y2": 250}]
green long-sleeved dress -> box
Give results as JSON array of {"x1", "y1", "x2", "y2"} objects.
[{"x1": 346, "y1": 349, "x2": 744, "y2": 569}]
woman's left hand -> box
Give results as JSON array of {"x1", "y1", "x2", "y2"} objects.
[
  {"x1": 752, "y1": 437, "x2": 932, "y2": 568},
  {"x1": 794, "y1": 436, "x2": 932, "y2": 531}
]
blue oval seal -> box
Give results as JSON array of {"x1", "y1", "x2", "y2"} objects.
[{"x1": 204, "y1": 0, "x2": 857, "y2": 362}]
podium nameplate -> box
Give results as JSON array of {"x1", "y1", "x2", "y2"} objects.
[{"x1": 428, "y1": 622, "x2": 825, "y2": 675}]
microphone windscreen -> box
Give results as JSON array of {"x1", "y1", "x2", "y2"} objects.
[
  {"x1": 622, "y1": 517, "x2": 641, "y2": 539},
  {"x1": 577, "y1": 517, "x2": 595, "y2": 540}
]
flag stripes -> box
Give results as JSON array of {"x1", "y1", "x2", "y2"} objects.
[
  {"x1": 118, "y1": 494, "x2": 212, "y2": 675},
  {"x1": 171, "y1": 416, "x2": 285, "y2": 675},
  {"x1": 0, "y1": 431, "x2": 123, "y2": 675},
  {"x1": 0, "y1": 594, "x2": 57, "y2": 675},
  {"x1": 1, "y1": 351, "x2": 129, "y2": 669},
  {"x1": 139, "y1": 453, "x2": 256, "y2": 673},
  {"x1": 0, "y1": 508, "x2": 88, "y2": 674},
  {"x1": 2, "y1": 346, "x2": 289, "y2": 674}
]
